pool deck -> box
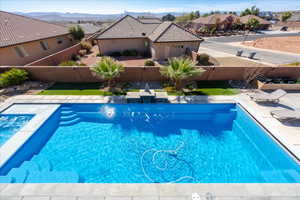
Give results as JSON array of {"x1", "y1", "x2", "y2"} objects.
[{"x1": 0, "y1": 93, "x2": 300, "y2": 199}]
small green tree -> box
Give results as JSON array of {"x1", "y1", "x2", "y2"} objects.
[
  {"x1": 281, "y1": 12, "x2": 292, "y2": 22},
  {"x1": 246, "y1": 18, "x2": 261, "y2": 31},
  {"x1": 240, "y1": 6, "x2": 260, "y2": 17},
  {"x1": 162, "y1": 14, "x2": 176, "y2": 21},
  {"x1": 69, "y1": 25, "x2": 85, "y2": 41},
  {"x1": 91, "y1": 57, "x2": 124, "y2": 90},
  {"x1": 160, "y1": 58, "x2": 205, "y2": 91}
]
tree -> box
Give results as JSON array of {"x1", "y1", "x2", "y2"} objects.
[
  {"x1": 240, "y1": 6, "x2": 260, "y2": 16},
  {"x1": 232, "y1": 18, "x2": 243, "y2": 30},
  {"x1": 91, "y1": 57, "x2": 124, "y2": 91},
  {"x1": 281, "y1": 12, "x2": 292, "y2": 22},
  {"x1": 162, "y1": 14, "x2": 176, "y2": 21},
  {"x1": 246, "y1": 18, "x2": 261, "y2": 31},
  {"x1": 69, "y1": 25, "x2": 85, "y2": 41},
  {"x1": 160, "y1": 57, "x2": 205, "y2": 90},
  {"x1": 194, "y1": 11, "x2": 200, "y2": 18}
]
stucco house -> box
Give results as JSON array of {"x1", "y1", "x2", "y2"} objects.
[
  {"x1": 96, "y1": 15, "x2": 203, "y2": 60},
  {"x1": 0, "y1": 11, "x2": 74, "y2": 66},
  {"x1": 239, "y1": 15, "x2": 271, "y2": 30},
  {"x1": 192, "y1": 14, "x2": 239, "y2": 31}
]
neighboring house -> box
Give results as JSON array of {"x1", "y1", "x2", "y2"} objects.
[
  {"x1": 239, "y1": 15, "x2": 271, "y2": 30},
  {"x1": 192, "y1": 14, "x2": 239, "y2": 31},
  {"x1": 287, "y1": 12, "x2": 300, "y2": 22},
  {"x1": 0, "y1": 11, "x2": 74, "y2": 66},
  {"x1": 66, "y1": 23, "x2": 103, "y2": 38},
  {"x1": 96, "y1": 15, "x2": 203, "y2": 60},
  {"x1": 137, "y1": 17, "x2": 162, "y2": 24}
]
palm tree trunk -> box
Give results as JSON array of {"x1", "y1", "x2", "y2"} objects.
[
  {"x1": 175, "y1": 79, "x2": 182, "y2": 91},
  {"x1": 107, "y1": 79, "x2": 112, "y2": 91}
]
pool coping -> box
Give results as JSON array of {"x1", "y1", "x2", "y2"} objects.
[
  {"x1": 1, "y1": 95, "x2": 300, "y2": 197},
  {"x1": 0, "y1": 103, "x2": 60, "y2": 169}
]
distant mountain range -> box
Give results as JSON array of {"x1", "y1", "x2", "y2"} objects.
[{"x1": 13, "y1": 11, "x2": 185, "y2": 22}]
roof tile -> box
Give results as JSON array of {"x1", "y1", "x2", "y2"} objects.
[{"x1": 0, "y1": 11, "x2": 69, "y2": 48}]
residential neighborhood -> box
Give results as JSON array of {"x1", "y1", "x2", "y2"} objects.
[{"x1": 1, "y1": 0, "x2": 300, "y2": 199}]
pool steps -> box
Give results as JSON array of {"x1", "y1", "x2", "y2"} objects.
[
  {"x1": 59, "y1": 107, "x2": 81, "y2": 126},
  {"x1": 0, "y1": 156, "x2": 79, "y2": 183}
]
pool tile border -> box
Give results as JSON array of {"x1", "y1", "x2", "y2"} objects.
[{"x1": 0, "y1": 104, "x2": 60, "y2": 168}]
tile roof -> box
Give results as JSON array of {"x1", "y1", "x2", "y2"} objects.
[
  {"x1": 239, "y1": 15, "x2": 271, "y2": 25},
  {"x1": 149, "y1": 22, "x2": 202, "y2": 42},
  {"x1": 0, "y1": 11, "x2": 69, "y2": 48},
  {"x1": 138, "y1": 18, "x2": 162, "y2": 24},
  {"x1": 97, "y1": 15, "x2": 160, "y2": 39},
  {"x1": 97, "y1": 15, "x2": 202, "y2": 42},
  {"x1": 65, "y1": 23, "x2": 102, "y2": 35},
  {"x1": 193, "y1": 14, "x2": 238, "y2": 25}
]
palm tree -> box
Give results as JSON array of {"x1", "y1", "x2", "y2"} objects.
[
  {"x1": 91, "y1": 57, "x2": 124, "y2": 91},
  {"x1": 160, "y1": 57, "x2": 205, "y2": 91}
]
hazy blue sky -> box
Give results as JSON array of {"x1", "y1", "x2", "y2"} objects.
[{"x1": 1, "y1": 0, "x2": 300, "y2": 14}]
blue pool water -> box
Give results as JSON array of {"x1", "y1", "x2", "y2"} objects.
[
  {"x1": 0, "y1": 114, "x2": 33, "y2": 146},
  {"x1": 1, "y1": 104, "x2": 300, "y2": 183}
]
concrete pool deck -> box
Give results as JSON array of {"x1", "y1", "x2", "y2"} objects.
[{"x1": 0, "y1": 93, "x2": 300, "y2": 199}]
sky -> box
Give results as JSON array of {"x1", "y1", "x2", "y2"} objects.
[{"x1": 1, "y1": 0, "x2": 300, "y2": 14}]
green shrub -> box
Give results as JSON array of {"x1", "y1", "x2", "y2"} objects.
[
  {"x1": 122, "y1": 49, "x2": 138, "y2": 57},
  {"x1": 0, "y1": 68, "x2": 29, "y2": 88},
  {"x1": 59, "y1": 61, "x2": 78, "y2": 66},
  {"x1": 196, "y1": 53, "x2": 210, "y2": 66},
  {"x1": 109, "y1": 51, "x2": 122, "y2": 57},
  {"x1": 96, "y1": 53, "x2": 102, "y2": 57},
  {"x1": 92, "y1": 40, "x2": 97, "y2": 46},
  {"x1": 144, "y1": 60, "x2": 155, "y2": 66},
  {"x1": 69, "y1": 25, "x2": 85, "y2": 41},
  {"x1": 80, "y1": 42, "x2": 92, "y2": 53},
  {"x1": 71, "y1": 53, "x2": 80, "y2": 61},
  {"x1": 78, "y1": 49, "x2": 87, "y2": 56}
]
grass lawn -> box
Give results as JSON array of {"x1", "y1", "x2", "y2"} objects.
[
  {"x1": 162, "y1": 81, "x2": 239, "y2": 96},
  {"x1": 38, "y1": 83, "x2": 133, "y2": 95}
]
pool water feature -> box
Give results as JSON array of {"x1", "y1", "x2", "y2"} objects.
[
  {"x1": 0, "y1": 114, "x2": 33, "y2": 146},
  {"x1": 1, "y1": 103, "x2": 300, "y2": 183}
]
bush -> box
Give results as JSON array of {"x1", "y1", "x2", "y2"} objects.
[
  {"x1": 109, "y1": 51, "x2": 122, "y2": 57},
  {"x1": 96, "y1": 53, "x2": 102, "y2": 57},
  {"x1": 144, "y1": 60, "x2": 155, "y2": 66},
  {"x1": 71, "y1": 53, "x2": 80, "y2": 61},
  {"x1": 78, "y1": 49, "x2": 87, "y2": 56},
  {"x1": 92, "y1": 40, "x2": 97, "y2": 46},
  {"x1": 196, "y1": 53, "x2": 210, "y2": 66},
  {"x1": 122, "y1": 49, "x2": 138, "y2": 57},
  {"x1": 59, "y1": 61, "x2": 78, "y2": 66},
  {"x1": 0, "y1": 68, "x2": 29, "y2": 88},
  {"x1": 69, "y1": 25, "x2": 85, "y2": 41},
  {"x1": 80, "y1": 42, "x2": 92, "y2": 53}
]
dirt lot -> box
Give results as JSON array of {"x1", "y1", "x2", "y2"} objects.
[{"x1": 244, "y1": 36, "x2": 300, "y2": 54}]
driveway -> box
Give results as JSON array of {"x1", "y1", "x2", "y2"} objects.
[
  {"x1": 201, "y1": 40, "x2": 300, "y2": 65},
  {"x1": 205, "y1": 32, "x2": 300, "y2": 43}
]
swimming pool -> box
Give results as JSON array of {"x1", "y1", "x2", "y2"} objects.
[
  {"x1": 0, "y1": 103, "x2": 300, "y2": 183},
  {"x1": 0, "y1": 114, "x2": 33, "y2": 146}
]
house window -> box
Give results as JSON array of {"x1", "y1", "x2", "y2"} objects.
[
  {"x1": 174, "y1": 45, "x2": 184, "y2": 48},
  {"x1": 40, "y1": 41, "x2": 49, "y2": 50},
  {"x1": 57, "y1": 37, "x2": 64, "y2": 44},
  {"x1": 14, "y1": 46, "x2": 28, "y2": 58},
  {"x1": 145, "y1": 41, "x2": 149, "y2": 47}
]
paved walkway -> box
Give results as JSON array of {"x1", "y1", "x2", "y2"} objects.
[{"x1": 201, "y1": 40, "x2": 300, "y2": 65}]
